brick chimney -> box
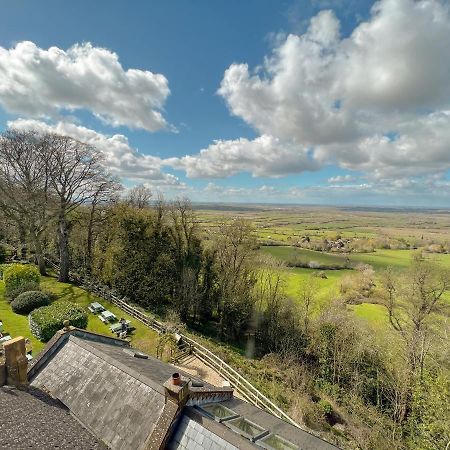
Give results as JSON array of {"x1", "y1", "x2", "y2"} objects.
[
  {"x1": 163, "y1": 372, "x2": 190, "y2": 406},
  {"x1": 3, "y1": 336, "x2": 28, "y2": 386}
]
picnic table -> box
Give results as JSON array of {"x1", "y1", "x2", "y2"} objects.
[
  {"x1": 88, "y1": 302, "x2": 105, "y2": 313},
  {"x1": 99, "y1": 310, "x2": 117, "y2": 323},
  {"x1": 110, "y1": 320, "x2": 135, "y2": 334}
]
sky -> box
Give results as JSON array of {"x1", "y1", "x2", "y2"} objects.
[{"x1": 0, "y1": 0, "x2": 450, "y2": 207}]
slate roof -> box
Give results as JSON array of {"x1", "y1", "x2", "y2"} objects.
[
  {"x1": 219, "y1": 397, "x2": 337, "y2": 450},
  {"x1": 168, "y1": 404, "x2": 340, "y2": 450},
  {"x1": 22, "y1": 327, "x2": 339, "y2": 450},
  {"x1": 0, "y1": 385, "x2": 106, "y2": 450},
  {"x1": 168, "y1": 411, "x2": 240, "y2": 450},
  {"x1": 29, "y1": 335, "x2": 168, "y2": 450}
]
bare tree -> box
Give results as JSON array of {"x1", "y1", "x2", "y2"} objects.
[
  {"x1": 299, "y1": 275, "x2": 318, "y2": 334},
  {"x1": 127, "y1": 184, "x2": 152, "y2": 208},
  {"x1": 168, "y1": 198, "x2": 199, "y2": 268},
  {"x1": 213, "y1": 219, "x2": 257, "y2": 340},
  {"x1": 43, "y1": 134, "x2": 108, "y2": 282},
  {"x1": 380, "y1": 260, "x2": 449, "y2": 423},
  {"x1": 381, "y1": 261, "x2": 449, "y2": 376},
  {"x1": 85, "y1": 178, "x2": 122, "y2": 274},
  {"x1": 0, "y1": 130, "x2": 53, "y2": 274}
]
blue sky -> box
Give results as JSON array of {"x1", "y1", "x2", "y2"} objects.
[{"x1": 1, "y1": 0, "x2": 449, "y2": 206}]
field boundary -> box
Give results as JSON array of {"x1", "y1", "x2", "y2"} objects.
[{"x1": 44, "y1": 259, "x2": 302, "y2": 429}]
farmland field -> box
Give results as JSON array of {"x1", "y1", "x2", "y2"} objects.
[
  {"x1": 195, "y1": 204, "x2": 450, "y2": 330},
  {"x1": 196, "y1": 204, "x2": 450, "y2": 243}
]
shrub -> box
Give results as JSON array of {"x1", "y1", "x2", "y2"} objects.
[
  {"x1": 29, "y1": 301, "x2": 88, "y2": 342},
  {"x1": 5, "y1": 281, "x2": 41, "y2": 302},
  {"x1": 4, "y1": 264, "x2": 40, "y2": 298},
  {"x1": 319, "y1": 399, "x2": 333, "y2": 416},
  {"x1": 11, "y1": 291, "x2": 50, "y2": 315}
]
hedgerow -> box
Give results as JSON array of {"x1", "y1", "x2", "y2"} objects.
[
  {"x1": 29, "y1": 301, "x2": 88, "y2": 342},
  {"x1": 3, "y1": 264, "x2": 40, "y2": 299},
  {"x1": 11, "y1": 291, "x2": 50, "y2": 315},
  {"x1": 5, "y1": 281, "x2": 41, "y2": 302}
]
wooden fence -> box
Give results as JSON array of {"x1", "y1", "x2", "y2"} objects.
[{"x1": 45, "y1": 259, "x2": 302, "y2": 428}]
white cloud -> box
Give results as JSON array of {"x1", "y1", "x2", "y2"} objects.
[
  {"x1": 214, "y1": 0, "x2": 450, "y2": 179},
  {"x1": 0, "y1": 41, "x2": 170, "y2": 131},
  {"x1": 166, "y1": 134, "x2": 318, "y2": 178},
  {"x1": 327, "y1": 174, "x2": 356, "y2": 183},
  {"x1": 7, "y1": 119, "x2": 179, "y2": 186}
]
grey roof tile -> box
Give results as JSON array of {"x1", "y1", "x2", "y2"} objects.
[{"x1": 0, "y1": 386, "x2": 107, "y2": 450}]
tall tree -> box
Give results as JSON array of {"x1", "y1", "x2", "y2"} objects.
[
  {"x1": 0, "y1": 130, "x2": 52, "y2": 274},
  {"x1": 380, "y1": 259, "x2": 450, "y2": 422},
  {"x1": 213, "y1": 219, "x2": 257, "y2": 341},
  {"x1": 85, "y1": 178, "x2": 122, "y2": 274},
  {"x1": 43, "y1": 134, "x2": 108, "y2": 282},
  {"x1": 168, "y1": 198, "x2": 202, "y2": 321}
]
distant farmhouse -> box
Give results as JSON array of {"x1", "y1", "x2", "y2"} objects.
[{"x1": 1, "y1": 327, "x2": 339, "y2": 450}]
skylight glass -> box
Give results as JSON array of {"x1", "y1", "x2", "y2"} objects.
[
  {"x1": 257, "y1": 433, "x2": 299, "y2": 450},
  {"x1": 197, "y1": 403, "x2": 237, "y2": 422},
  {"x1": 224, "y1": 417, "x2": 268, "y2": 440}
]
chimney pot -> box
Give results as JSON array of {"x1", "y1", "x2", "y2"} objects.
[{"x1": 172, "y1": 372, "x2": 181, "y2": 385}]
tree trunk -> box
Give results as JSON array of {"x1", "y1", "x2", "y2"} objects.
[
  {"x1": 31, "y1": 232, "x2": 46, "y2": 276},
  {"x1": 86, "y1": 203, "x2": 96, "y2": 275},
  {"x1": 18, "y1": 223, "x2": 27, "y2": 259},
  {"x1": 58, "y1": 213, "x2": 70, "y2": 282}
]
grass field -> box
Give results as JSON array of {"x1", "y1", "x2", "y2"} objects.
[
  {"x1": 262, "y1": 245, "x2": 450, "y2": 270},
  {"x1": 261, "y1": 246, "x2": 350, "y2": 266},
  {"x1": 258, "y1": 245, "x2": 450, "y2": 328},
  {"x1": 0, "y1": 274, "x2": 159, "y2": 357}
]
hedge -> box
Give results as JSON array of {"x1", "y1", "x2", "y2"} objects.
[
  {"x1": 5, "y1": 281, "x2": 41, "y2": 302},
  {"x1": 11, "y1": 291, "x2": 50, "y2": 315},
  {"x1": 4, "y1": 264, "x2": 40, "y2": 298},
  {"x1": 29, "y1": 301, "x2": 88, "y2": 342}
]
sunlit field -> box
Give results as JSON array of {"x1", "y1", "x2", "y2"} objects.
[{"x1": 196, "y1": 204, "x2": 450, "y2": 333}]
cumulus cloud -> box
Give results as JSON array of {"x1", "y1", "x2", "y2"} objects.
[
  {"x1": 214, "y1": 0, "x2": 450, "y2": 179},
  {"x1": 166, "y1": 135, "x2": 318, "y2": 178},
  {"x1": 327, "y1": 174, "x2": 356, "y2": 183},
  {"x1": 0, "y1": 41, "x2": 170, "y2": 131},
  {"x1": 8, "y1": 119, "x2": 179, "y2": 186}
]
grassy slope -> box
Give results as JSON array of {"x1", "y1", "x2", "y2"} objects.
[
  {"x1": 259, "y1": 246, "x2": 450, "y2": 328},
  {"x1": 1, "y1": 275, "x2": 159, "y2": 357},
  {"x1": 261, "y1": 246, "x2": 349, "y2": 266}
]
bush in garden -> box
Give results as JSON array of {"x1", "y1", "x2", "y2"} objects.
[
  {"x1": 4, "y1": 264, "x2": 40, "y2": 298},
  {"x1": 11, "y1": 291, "x2": 50, "y2": 315},
  {"x1": 29, "y1": 301, "x2": 88, "y2": 342},
  {"x1": 5, "y1": 281, "x2": 41, "y2": 302}
]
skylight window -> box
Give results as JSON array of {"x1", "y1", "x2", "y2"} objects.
[
  {"x1": 257, "y1": 433, "x2": 299, "y2": 450},
  {"x1": 224, "y1": 416, "x2": 269, "y2": 441},
  {"x1": 196, "y1": 403, "x2": 238, "y2": 422}
]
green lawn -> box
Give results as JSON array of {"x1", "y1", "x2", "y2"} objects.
[
  {"x1": 261, "y1": 245, "x2": 450, "y2": 271},
  {"x1": 283, "y1": 268, "x2": 350, "y2": 310},
  {"x1": 260, "y1": 246, "x2": 450, "y2": 326},
  {"x1": 350, "y1": 303, "x2": 390, "y2": 330},
  {"x1": 261, "y1": 246, "x2": 350, "y2": 266},
  {"x1": 1, "y1": 274, "x2": 159, "y2": 357}
]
